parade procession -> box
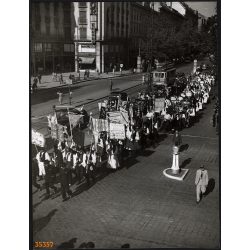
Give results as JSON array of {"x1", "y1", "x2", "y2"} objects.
[
  {"x1": 30, "y1": 1, "x2": 221, "y2": 248},
  {"x1": 32, "y1": 62, "x2": 217, "y2": 201}
]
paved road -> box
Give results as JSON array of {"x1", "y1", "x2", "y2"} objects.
[
  {"x1": 32, "y1": 82, "x2": 219, "y2": 249},
  {"x1": 31, "y1": 59, "x2": 209, "y2": 118}
]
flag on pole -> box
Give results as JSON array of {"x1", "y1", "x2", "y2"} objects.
[
  {"x1": 32, "y1": 129, "x2": 46, "y2": 147},
  {"x1": 68, "y1": 113, "x2": 83, "y2": 129},
  {"x1": 90, "y1": 118, "x2": 109, "y2": 132}
]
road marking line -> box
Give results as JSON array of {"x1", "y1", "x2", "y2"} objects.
[{"x1": 180, "y1": 134, "x2": 218, "y2": 140}]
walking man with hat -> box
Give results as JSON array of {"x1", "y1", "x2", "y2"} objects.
[{"x1": 195, "y1": 164, "x2": 209, "y2": 204}]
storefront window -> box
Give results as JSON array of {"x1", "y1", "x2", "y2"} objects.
[
  {"x1": 79, "y1": 11, "x2": 87, "y2": 24},
  {"x1": 34, "y1": 43, "x2": 42, "y2": 52},
  {"x1": 64, "y1": 44, "x2": 74, "y2": 52},
  {"x1": 45, "y1": 43, "x2": 52, "y2": 52},
  {"x1": 79, "y1": 27, "x2": 87, "y2": 40}
]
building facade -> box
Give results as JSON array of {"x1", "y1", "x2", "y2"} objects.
[
  {"x1": 31, "y1": 2, "x2": 201, "y2": 74},
  {"x1": 73, "y1": 2, "x2": 131, "y2": 73},
  {"x1": 198, "y1": 13, "x2": 207, "y2": 32},
  {"x1": 31, "y1": 2, "x2": 74, "y2": 75}
]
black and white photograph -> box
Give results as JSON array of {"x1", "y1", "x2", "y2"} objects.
[{"x1": 31, "y1": 1, "x2": 220, "y2": 249}]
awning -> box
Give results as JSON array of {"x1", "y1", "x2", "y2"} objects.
[{"x1": 79, "y1": 57, "x2": 95, "y2": 64}]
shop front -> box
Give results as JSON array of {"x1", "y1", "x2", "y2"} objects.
[{"x1": 77, "y1": 43, "x2": 96, "y2": 72}]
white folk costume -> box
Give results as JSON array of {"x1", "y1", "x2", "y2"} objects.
[
  {"x1": 36, "y1": 150, "x2": 51, "y2": 176},
  {"x1": 107, "y1": 151, "x2": 119, "y2": 169}
]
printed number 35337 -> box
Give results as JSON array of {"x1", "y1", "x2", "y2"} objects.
[{"x1": 34, "y1": 241, "x2": 54, "y2": 248}]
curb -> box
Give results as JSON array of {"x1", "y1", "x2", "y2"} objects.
[{"x1": 34, "y1": 72, "x2": 143, "y2": 92}]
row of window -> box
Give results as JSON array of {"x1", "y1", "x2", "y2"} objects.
[{"x1": 33, "y1": 43, "x2": 74, "y2": 53}]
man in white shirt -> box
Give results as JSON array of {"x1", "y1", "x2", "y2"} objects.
[{"x1": 36, "y1": 149, "x2": 51, "y2": 180}]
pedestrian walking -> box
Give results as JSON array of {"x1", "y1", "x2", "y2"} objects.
[
  {"x1": 59, "y1": 73, "x2": 63, "y2": 85},
  {"x1": 36, "y1": 148, "x2": 51, "y2": 180},
  {"x1": 57, "y1": 91, "x2": 63, "y2": 105},
  {"x1": 38, "y1": 74, "x2": 42, "y2": 84},
  {"x1": 110, "y1": 79, "x2": 113, "y2": 92},
  {"x1": 44, "y1": 160, "x2": 57, "y2": 198},
  {"x1": 32, "y1": 77, "x2": 38, "y2": 92},
  {"x1": 195, "y1": 164, "x2": 209, "y2": 204}
]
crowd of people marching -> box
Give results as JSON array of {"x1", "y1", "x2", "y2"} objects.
[{"x1": 33, "y1": 65, "x2": 217, "y2": 202}]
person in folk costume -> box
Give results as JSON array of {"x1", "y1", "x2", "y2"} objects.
[
  {"x1": 163, "y1": 111, "x2": 173, "y2": 132},
  {"x1": 117, "y1": 140, "x2": 124, "y2": 167},
  {"x1": 185, "y1": 108, "x2": 191, "y2": 127},
  {"x1": 174, "y1": 112, "x2": 181, "y2": 132},
  {"x1": 195, "y1": 164, "x2": 209, "y2": 204},
  {"x1": 81, "y1": 148, "x2": 88, "y2": 182},
  {"x1": 74, "y1": 146, "x2": 83, "y2": 184},
  {"x1": 140, "y1": 125, "x2": 148, "y2": 151},
  {"x1": 179, "y1": 110, "x2": 185, "y2": 130},
  {"x1": 64, "y1": 147, "x2": 74, "y2": 186},
  {"x1": 125, "y1": 124, "x2": 135, "y2": 158},
  {"x1": 134, "y1": 126, "x2": 141, "y2": 151},
  {"x1": 71, "y1": 146, "x2": 80, "y2": 183},
  {"x1": 44, "y1": 160, "x2": 58, "y2": 199},
  {"x1": 91, "y1": 145, "x2": 97, "y2": 168},
  {"x1": 58, "y1": 140, "x2": 66, "y2": 152},
  {"x1": 108, "y1": 142, "x2": 120, "y2": 170},
  {"x1": 96, "y1": 137, "x2": 104, "y2": 167},
  {"x1": 36, "y1": 148, "x2": 51, "y2": 180},
  {"x1": 152, "y1": 119, "x2": 159, "y2": 146},
  {"x1": 86, "y1": 148, "x2": 96, "y2": 186}
]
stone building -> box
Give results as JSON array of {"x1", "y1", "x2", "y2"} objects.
[{"x1": 31, "y1": 2, "x2": 74, "y2": 74}]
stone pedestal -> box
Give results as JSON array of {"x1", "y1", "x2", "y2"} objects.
[{"x1": 163, "y1": 146, "x2": 189, "y2": 181}]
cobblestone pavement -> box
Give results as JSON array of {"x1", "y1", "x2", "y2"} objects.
[{"x1": 32, "y1": 87, "x2": 220, "y2": 249}]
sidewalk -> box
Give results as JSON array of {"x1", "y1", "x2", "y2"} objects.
[{"x1": 31, "y1": 70, "x2": 142, "y2": 90}]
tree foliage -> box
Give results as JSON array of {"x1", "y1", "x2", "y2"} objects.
[{"x1": 139, "y1": 11, "x2": 218, "y2": 61}]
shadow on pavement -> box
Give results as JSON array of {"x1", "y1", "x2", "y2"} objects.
[
  {"x1": 179, "y1": 144, "x2": 189, "y2": 152},
  {"x1": 57, "y1": 237, "x2": 77, "y2": 249},
  {"x1": 33, "y1": 209, "x2": 57, "y2": 235},
  {"x1": 180, "y1": 157, "x2": 192, "y2": 169},
  {"x1": 139, "y1": 149, "x2": 155, "y2": 157},
  {"x1": 78, "y1": 241, "x2": 95, "y2": 248},
  {"x1": 204, "y1": 178, "x2": 216, "y2": 195},
  {"x1": 121, "y1": 243, "x2": 130, "y2": 248}
]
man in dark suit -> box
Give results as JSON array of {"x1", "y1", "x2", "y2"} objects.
[
  {"x1": 44, "y1": 160, "x2": 57, "y2": 198},
  {"x1": 59, "y1": 163, "x2": 72, "y2": 202}
]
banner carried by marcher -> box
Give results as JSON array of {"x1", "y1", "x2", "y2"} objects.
[
  {"x1": 51, "y1": 123, "x2": 66, "y2": 142},
  {"x1": 109, "y1": 123, "x2": 125, "y2": 139},
  {"x1": 90, "y1": 118, "x2": 109, "y2": 132},
  {"x1": 154, "y1": 98, "x2": 165, "y2": 112},
  {"x1": 98, "y1": 102, "x2": 107, "y2": 111},
  {"x1": 107, "y1": 111, "x2": 129, "y2": 125},
  {"x1": 68, "y1": 113, "x2": 83, "y2": 129},
  {"x1": 32, "y1": 129, "x2": 46, "y2": 147}
]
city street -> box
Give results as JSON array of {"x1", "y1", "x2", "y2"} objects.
[{"x1": 32, "y1": 59, "x2": 219, "y2": 249}]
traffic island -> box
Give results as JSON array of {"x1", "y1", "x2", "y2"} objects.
[
  {"x1": 163, "y1": 168, "x2": 189, "y2": 181},
  {"x1": 163, "y1": 145, "x2": 189, "y2": 181}
]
